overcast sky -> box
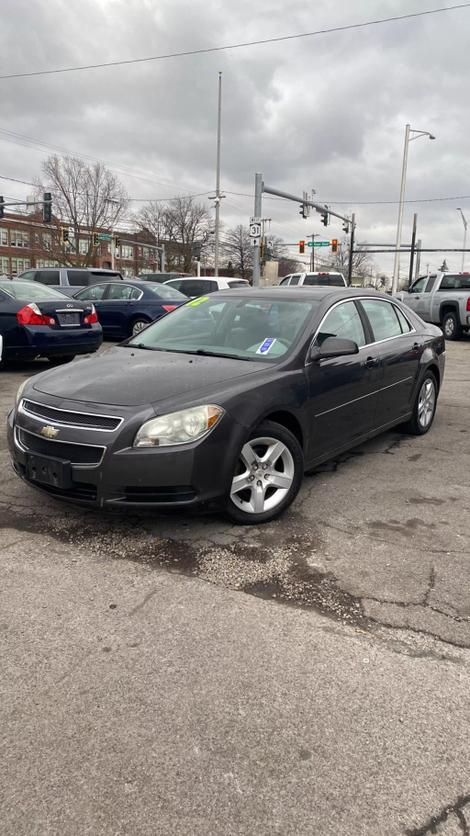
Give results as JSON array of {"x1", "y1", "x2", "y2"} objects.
[{"x1": 1, "y1": 0, "x2": 470, "y2": 276}]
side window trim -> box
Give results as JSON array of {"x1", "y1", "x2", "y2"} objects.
[{"x1": 308, "y1": 299, "x2": 367, "y2": 360}]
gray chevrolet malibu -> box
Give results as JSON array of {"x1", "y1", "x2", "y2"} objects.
[{"x1": 8, "y1": 288, "x2": 445, "y2": 524}]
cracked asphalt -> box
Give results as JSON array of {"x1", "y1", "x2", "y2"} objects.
[{"x1": 1, "y1": 340, "x2": 470, "y2": 835}]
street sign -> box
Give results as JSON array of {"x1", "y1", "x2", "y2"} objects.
[
  {"x1": 98, "y1": 233, "x2": 112, "y2": 242},
  {"x1": 307, "y1": 240, "x2": 330, "y2": 248},
  {"x1": 249, "y1": 220, "x2": 261, "y2": 240}
]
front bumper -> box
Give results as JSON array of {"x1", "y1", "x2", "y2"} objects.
[{"x1": 7, "y1": 396, "x2": 243, "y2": 510}]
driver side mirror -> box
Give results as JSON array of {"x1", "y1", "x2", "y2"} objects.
[{"x1": 309, "y1": 336, "x2": 359, "y2": 362}]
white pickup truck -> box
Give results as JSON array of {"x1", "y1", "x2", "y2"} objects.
[{"x1": 396, "y1": 271, "x2": 470, "y2": 340}]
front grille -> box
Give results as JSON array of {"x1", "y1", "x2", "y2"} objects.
[
  {"x1": 17, "y1": 428, "x2": 105, "y2": 465},
  {"x1": 21, "y1": 399, "x2": 122, "y2": 431},
  {"x1": 15, "y1": 463, "x2": 97, "y2": 502},
  {"x1": 122, "y1": 486, "x2": 196, "y2": 503}
]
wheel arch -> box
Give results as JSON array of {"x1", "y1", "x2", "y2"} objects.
[
  {"x1": 439, "y1": 301, "x2": 459, "y2": 321},
  {"x1": 259, "y1": 410, "x2": 304, "y2": 450}
]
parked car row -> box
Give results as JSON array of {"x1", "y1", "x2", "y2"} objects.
[{"x1": 395, "y1": 270, "x2": 470, "y2": 340}]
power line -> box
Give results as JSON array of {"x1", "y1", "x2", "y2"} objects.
[
  {"x1": 225, "y1": 190, "x2": 470, "y2": 206},
  {"x1": 0, "y1": 126, "x2": 203, "y2": 194},
  {"x1": 0, "y1": 4, "x2": 468, "y2": 80},
  {"x1": 0, "y1": 174, "x2": 211, "y2": 202}
]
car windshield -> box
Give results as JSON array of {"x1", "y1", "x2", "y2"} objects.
[
  {"x1": 127, "y1": 296, "x2": 318, "y2": 361},
  {"x1": 146, "y1": 283, "x2": 188, "y2": 300},
  {"x1": 0, "y1": 282, "x2": 68, "y2": 301}
]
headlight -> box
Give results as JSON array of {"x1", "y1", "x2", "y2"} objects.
[
  {"x1": 16, "y1": 379, "x2": 29, "y2": 405},
  {"x1": 134, "y1": 405, "x2": 224, "y2": 448}
]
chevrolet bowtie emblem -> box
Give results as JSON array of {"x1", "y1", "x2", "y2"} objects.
[{"x1": 40, "y1": 425, "x2": 59, "y2": 439}]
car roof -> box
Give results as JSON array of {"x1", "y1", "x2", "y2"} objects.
[{"x1": 205, "y1": 286, "x2": 390, "y2": 302}]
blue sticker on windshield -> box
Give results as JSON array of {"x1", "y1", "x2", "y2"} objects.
[{"x1": 257, "y1": 337, "x2": 276, "y2": 354}]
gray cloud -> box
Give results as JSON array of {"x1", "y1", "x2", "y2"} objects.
[{"x1": 1, "y1": 0, "x2": 470, "y2": 274}]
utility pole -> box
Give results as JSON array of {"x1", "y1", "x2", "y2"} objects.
[
  {"x1": 457, "y1": 208, "x2": 468, "y2": 271},
  {"x1": 307, "y1": 234, "x2": 319, "y2": 270},
  {"x1": 408, "y1": 213, "x2": 418, "y2": 288},
  {"x1": 214, "y1": 71, "x2": 223, "y2": 278},
  {"x1": 414, "y1": 238, "x2": 422, "y2": 280},
  {"x1": 252, "y1": 173, "x2": 263, "y2": 286},
  {"x1": 347, "y1": 213, "x2": 356, "y2": 286},
  {"x1": 392, "y1": 124, "x2": 411, "y2": 293}
]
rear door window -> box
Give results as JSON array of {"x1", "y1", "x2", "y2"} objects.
[
  {"x1": 67, "y1": 270, "x2": 88, "y2": 286},
  {"x1": 37, "y1": 270, "x2": 60, "y2": 285},
  {"x1": 290, "y1": 275, "x2": 301, "y2": 286},
  {"x1": 279, "y1": 276, "x2": 291, "y2": 286},
  {"x1": 182, "y1": 280, "x2": 215, "y2": 296},
  {"x1": 106, "y1": 284, "x2": 142, "y2": 300},
  {"x1": 360, "y1": 299, "x2": 403, "y2": 342}
]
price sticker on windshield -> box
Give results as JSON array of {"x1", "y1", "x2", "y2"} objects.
[
  {"x1": 187, "y1": 296, "x2": 209, "y2": 307},
  {"x1": 257, "y1": 337, "x2": 276, "y2": 355}
]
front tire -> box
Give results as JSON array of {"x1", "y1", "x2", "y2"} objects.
[
  {"x1": 225, "y1": 420, "x2": 304, "y2": 524},
  {"x1": 401, "y1": 371, "x2": 437, "y2": 435},
  {"x1": 441, "y1": 310, "x2": 461, "y2": 341}
]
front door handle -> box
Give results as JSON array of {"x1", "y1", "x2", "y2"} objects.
[{"x1": 363, "y1": 356, "x2": 379, "y2": 368}]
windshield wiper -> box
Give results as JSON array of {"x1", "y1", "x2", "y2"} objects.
[
  {"x1": 121, "y1": 343, "x2": 169, "y2": 352},
  {"x1": 184, "y1": 348, "x2": 253, "y2": 361}
]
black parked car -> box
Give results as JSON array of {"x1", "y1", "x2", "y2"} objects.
[
  {"x1": 73, "y1": 280, "x2": 187, "y2": 337},
  {"x1": 0, "y1": 281, "x2": 102, "y2": 366},
  {"x1": 8, "y1": 288, "x2": 445, "y2": 523}
]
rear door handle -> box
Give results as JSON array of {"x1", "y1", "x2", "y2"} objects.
[{"x1": 362, "y1": 356, "x2": 379, "y2": 368}]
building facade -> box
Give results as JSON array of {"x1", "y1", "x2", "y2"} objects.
[{"x1": 0, "y1": 211, "x2": 160, "y2": 277}]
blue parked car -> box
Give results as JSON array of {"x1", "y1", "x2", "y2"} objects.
[
  {"x1": 0, "y1": 281, "x2": 102, "y2": 367},
  {"x1": 74, "y1": 280, "x2": 187, "y2": 338}
]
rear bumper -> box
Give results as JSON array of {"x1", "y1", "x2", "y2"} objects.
[{"x1": 4, "y1": 325, "x2": 102, "y2": 360}]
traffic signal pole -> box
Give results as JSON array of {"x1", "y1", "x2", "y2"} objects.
[
  {"x1": 347, "y1": 213, "x2": 356, "y2": 286},
  {"x1": 251, "y1": 173, "x2": 354, "y2": 287}
]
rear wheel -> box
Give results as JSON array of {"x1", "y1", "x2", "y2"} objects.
[
  {"x1": 401, "y1": 371, "x2": 437, "y2": 435},
  {"x1": 225, "y1": 420, "x2": 303, "y2": 524},
  {"x1": 441, "y1": 310, "x2": 461, "y2": 340},
  {"x1": 47, "y1": 355, "x2": 76, "y2": 365},
  {"x1": 130, "y1": 318, "x2": 151, "y2": 337}
]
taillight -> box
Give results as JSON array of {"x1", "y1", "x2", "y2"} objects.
[
  {"x1": 84, "y1": 305, "x2": 98, "y2": 324},
  {"x1": 162, "y1": 305, "x2": 177, "y2": 313},
  {"x1": 466, "y1": 298, "x2": 470, "y2": 312},
  {"x1": 16, "y1": 303, "x2": 55, "y2": 326}
]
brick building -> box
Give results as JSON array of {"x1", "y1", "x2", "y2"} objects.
[{"x1": 0, "y1": 210, "x2": 160, "y2": 277}]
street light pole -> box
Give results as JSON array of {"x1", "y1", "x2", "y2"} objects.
[
  {"x1": 392, "y1": 124, "x2": 435, "y2": 293},
  {"x1": 457, "y1": 207, "x2": 468, "y2": 271},
  {"x1": 214, "y1": 71, "x2": 223, "y2": 278}
]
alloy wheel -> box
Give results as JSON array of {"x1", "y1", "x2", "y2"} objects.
[
  {"x1": 417, "y1": 378, "x2": 436, "y2": 429},
  {"x1": 444, "y1": 316, "x2": 455, "y2": 338},
  {"x1": 132, "y1": 320, "x2": 149, "y2": 335},
  {"x1": 230, "y1": 436, "x2": 295, "y2": 515}
]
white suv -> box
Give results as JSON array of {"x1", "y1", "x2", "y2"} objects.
[
  {"x1": 164, "y1": 276, "x2": 250, "y2": 297},
  {"x1": 279, "y1": 271, "x2": 347, "y2": 287}
]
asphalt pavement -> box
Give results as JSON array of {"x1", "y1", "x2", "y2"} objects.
[{"x1": 1, "y1": 340, "x2": 470, "y2": 836}]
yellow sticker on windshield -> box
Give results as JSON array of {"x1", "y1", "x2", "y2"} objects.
[{"x1": 187, "y1": 296, "x2": 210, "y2": 307}]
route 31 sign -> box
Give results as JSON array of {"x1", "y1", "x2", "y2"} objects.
[{"x1": 249, "y1": 217, "x2": 261, "y2": 241}]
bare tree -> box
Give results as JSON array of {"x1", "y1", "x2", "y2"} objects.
[
  {"x1": 135, "y1": 196, "x2": 211, "y2": 272},
  {"x1": 222, "y1": 225, "x2": 253, "y2": 280},
  {"x1": 277, "y1": 257, "x2": 305, "y2": 277},
  {"x1": 40, "y1": 155, "x2": 128, "y2": 266},
  {"x1": 328, "y1": 237, "x2": 374, "y2": 279}
]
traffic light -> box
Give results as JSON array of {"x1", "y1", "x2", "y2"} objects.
[
  {"x1": 331, "y1": 238, "x2": 338, "y2": 253},
  {"x1": 321, "y1": 210, "x2": 329, "y2": 227},
  {"x1": 114, "y1": 236, "x2": 120, "y2": 248},
  {"x1": 0, "y1": 196, "x2": 4, "y2": 219},
  {"x1": 192, "y1": 240, "x2": 202, "y2": 260},
  {"x1": 299, "y1": 240, "x2": 305, "y2": 254},
  {"x1": 93, "y1": 233, "x2": 100, "y2": 246},
  {"x1": 342, "y1": 221, "x2": 350, "y2": 234},
  {"x1": 43, "y1": 192, "x2": 52, "y2": 223},
  {"x1": 299, "y1": 203, "x2": 307, "y2": 219},
  {"x1": 61, "y1": 228, "x2": 69, "y2": 245}
]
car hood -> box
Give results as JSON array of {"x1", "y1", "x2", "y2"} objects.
[{"x1": 32, "y1": 346, "x2": 267, "y2": 406}]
